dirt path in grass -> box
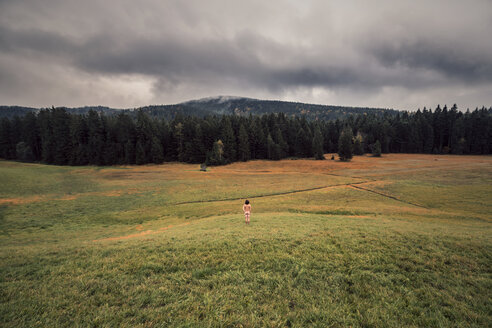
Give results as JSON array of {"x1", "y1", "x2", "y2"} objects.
[
  {"x1": 170, "y1": 180, "x2": 371, "y2": 205},
  {"x1": 169, "y1": 178, "x2": 423, "y2": 209},
  {"x1": 348, "y1": 184, "x2": 427, "y2": 208}
]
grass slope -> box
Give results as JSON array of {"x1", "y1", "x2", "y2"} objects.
[{"x1": 0, "y1": 154, "x2": 491, "y2": 327}]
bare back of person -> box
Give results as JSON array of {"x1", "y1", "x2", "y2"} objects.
[{"x1": 243, "y1": 200, "x2": 251, "y2": 224}]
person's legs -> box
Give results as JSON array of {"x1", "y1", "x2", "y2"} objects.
[{"x1": 246, "y1": 213, "x2": 250, "y2": 224}]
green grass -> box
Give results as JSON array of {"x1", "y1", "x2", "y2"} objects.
[{"x1": 0, "y1": 155, "x2": 491, "y2": 327}]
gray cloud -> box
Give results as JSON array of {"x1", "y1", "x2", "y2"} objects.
[
  {"x1": 369, "y1": 39, "x2": 492, "y2": 83},
  {"x1": 0, "y1": 0, "x2": 491, "y2": 110}
]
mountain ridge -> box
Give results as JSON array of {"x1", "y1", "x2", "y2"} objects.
[{"x1": 0, "y1": 96, "x2": 397, "y2": 120}]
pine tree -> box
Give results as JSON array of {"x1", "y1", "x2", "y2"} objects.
[
  {"x1": 157, "y1": 120, "x2": 171, "y2": 161},
  {"x1": 16, "y1": 141, "x2": 34, "y2": 162},
  {"x1": 266, "y1": 134, "x2": 278, "y2": 160},
  {"x1": 353, "y1": 132, "x2": 364, "y2": 155},
  {"x1": 312, "y1": 126, "x2": 325, "y2": 160},
  {"x1": 338, "y1": 127, "x2": 353, "y2": 161},
  {"x1": 150, "y1": 136, "x2": 164, "y2": 164},
  {"x1": 294, "y1": 128, "x2": 309, "y2": 157},
  {"x1": 10, "y1": 116, "x2": 22, "y2": 153},
  {"x1": 38, "y1": 110, "x2": 55, "y2": 163},
  {"x1": 274, "y1": 127, "x2": 288, "y2": 158},
  {"x1": 189, "y1": 123, "x2": 206, "y2": 163},
  {"x1": 135, "y1": 110, "x2": 153, "y2": 163},
  {"x1": 174, "y1": 122, "x2": 184, "y2": 162},
  {"x1": 0, "y1": 118, "x2": 15, "y2": 159},
  {"x1": 182, "y1": 119, "x2": 198, "y2": 162},
  {"x1": 238, "y1": 124, "x2": 250, "y2": 162},
  {"x1": 124, "y1": 140, "x2": 136, "y2": 164},
  {"x1": 221, "y1": 117, "x2": 236, "y2": 162},
  {"x1": 22, "y1": 112, "x2": 41, "y2": 161},
  {"x1": 372, "y1": 140, "x2": 382, "y2": 157},
  {"x1": 135, "y1": 140, "x2": 146, "y2": 165},
  {"x1": 87, "y1": 110, "x2": 105, "y2": 165},
  {"x1": 249, "y1": 118, "x2": 266, "y2": 159},
  {"x1": 207, "y1": 140, "x2": 226, "y2": 165},
  {"x1": 69, "y1": 115, "x2": 89, "y2": 165},
  {"x1": 422, "y1": 120, "x2": 434, "y2": 154}
]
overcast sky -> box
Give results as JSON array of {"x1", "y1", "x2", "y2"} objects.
[{"x1": 1, "y1": 0, "x2": 491, "y2": 110}]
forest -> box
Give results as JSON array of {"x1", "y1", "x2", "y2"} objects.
[{"x1": 0, "y1": 104, "x2": 490, "y2": 166}]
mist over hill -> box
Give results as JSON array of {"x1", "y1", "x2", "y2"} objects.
[{"x1": 0, "y1": 96, "x2": 397, "y2": 120}]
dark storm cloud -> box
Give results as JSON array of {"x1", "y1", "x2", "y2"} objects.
[
  {"x1": 76, "y1": 36, "x2": 365, "y2": 90},
  {"x1": 369, "y1": 39, "x2": 492, "y2": 83},
  {"x1": 0, "y1": 0, "x2": 491, "y2": 109},
  {"x1": 0, "y1": 24, "x2": 368, "y2": 90},
  {"x1": 0, "y1": 25, "x2": 78, "y2": 59}
]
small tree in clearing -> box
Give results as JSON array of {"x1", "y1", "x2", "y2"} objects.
[{"x1": 338, "y1": 127, "x2": 353, "y2": 161}]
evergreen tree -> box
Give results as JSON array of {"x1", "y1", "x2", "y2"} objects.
[
  {"x1": 273, "y1": 127, "x2": 288, "y2": 158},
  {"x1": 101, "y1": 116, "x2": 118, "y2": 165},
  {"x1": 0, "y1": 118, "x2": 15, "y2": 159},
  {"x1": 353, "y1": 132, "x2": 364, "y2": 155},
  {"x1": 135, "y1": 110, "x2": 153, "y2": 163},
  {"x1": 249, "y1": 118, "x2": 266, "y2": 159},
  {"x1": 22, "y1": 112, "x2": 41, "y2": 161},
  {"x1": 10, "y1": 116, "x2": 22, "y2": 153},
  {"x1": 125, "y1": 140, "x2": 136, "y2": 164},
  {"x1": 135, "y1": 140, "x2": 146, "y2": 165},
  {"x1": 238, "y1": 123, "x2": 250, "y2": 161},
  {"x1": 294, "y1": 128, "x2": 310, "y2": 157},
  {"x1": 266, "y1": 134, "x2": 279, "y2": 160},
  {"x1": 182, "y1": 119, "x2": 198, "y2": 162},
  {"x1": 150, "y1": 136, "x2": 164, "y2": 164},
  {"x1": 338, "y1": 127, "x2": 353, "y2": 161},
  {"x1": 372, "y1": 140, "x2": 382, "y2": 157},
  {"x1": 221, "y1": 117, "x2": 236, "y2": 162},
  {"x1": 38, "y1": 110, "x2": 55, "y2": 163},
  {"x1": 173, "y1": 122, "x2": 184, "y2": 162},
  {"x1": 189, "y1": 123, "x2": 206, "y2": 163},
  {"x1": 69, "y1": 115, "x2": 89, "y2": 165},
  {"x1": 16, "y1": 141, "x2": 34, "y2": 162},
  {"x1": 113, "y1": 113, "x2": 135, "y2": 164},
  {"x1": 207, "y1": 140, "x2": 226, "y2": 165},
  {"x1": 86, "y1": 110, "x2": 105, "y2": 165},
  {"x1": 157, "y1": 119, "x2": 171, "y2": 161},
  {"x1": 456, "y1": 137, "x2": 466, "y2": 155},
  {"x1": 312, "y1": 126, "x2": 325, "y2": 160}
]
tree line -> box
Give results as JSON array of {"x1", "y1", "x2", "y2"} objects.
[{"x1": 0, "y1": 104, "x2": 490, "y2": 166}]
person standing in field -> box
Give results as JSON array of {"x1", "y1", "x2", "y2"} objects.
[{"x1": 243, "y1": 200, "x2": 251, "y2": 225}]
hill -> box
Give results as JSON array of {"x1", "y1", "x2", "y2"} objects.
[
  {"x1": 140, "y1": 96, "x2": 397, "y2": 120},
  {"x1": 0, "y1": 96, "x2": 397, "y2": 120}
]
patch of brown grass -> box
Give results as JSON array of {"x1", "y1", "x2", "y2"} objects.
[
  {"x1": 0, "y1": 195, "x2": 44, "y2": 205},
  {"x1": 93, "y1": 222, "x2": 191, "y2": 242}
]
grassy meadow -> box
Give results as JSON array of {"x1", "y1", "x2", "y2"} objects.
[{"x1": 0, "y1": 154, "x2": 491, "y2": 327}]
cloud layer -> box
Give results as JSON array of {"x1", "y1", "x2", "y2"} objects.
[{"x1": 1, "y1": 0, "x2": 491, "y2": 110}]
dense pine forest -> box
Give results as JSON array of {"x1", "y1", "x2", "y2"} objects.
[{"x1": 0, "y1": 104, "x2": 490, "y2": 166}]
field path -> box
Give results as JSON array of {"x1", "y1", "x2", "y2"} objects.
[
  {"x1": 349, "y1": 184, "x2": 427, "y2": 208},
  {"x1": 171, "y1": 180, "x2": 371, "y2": 205}
]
